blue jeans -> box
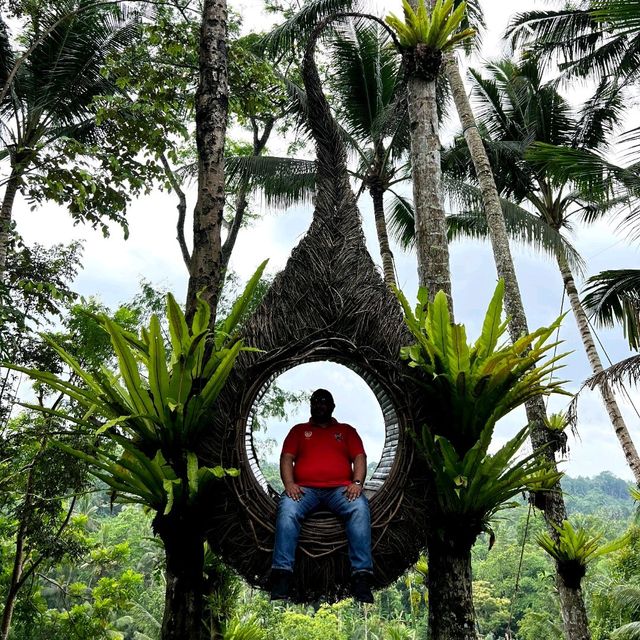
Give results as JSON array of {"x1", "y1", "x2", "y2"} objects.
[{"x1": 272, "y1": 486, "x2": 373, "y2": 574}]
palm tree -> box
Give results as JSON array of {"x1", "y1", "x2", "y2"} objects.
[
  {"x1": 0, "y1": 2, "x2": 140, "y2": 276},
  {"x1": 386, "y1": 0, "x2": 474, "y2": 309},
  {"x1": 397, "y1": 281, "x2": 567, "y2": 640},
  {"x1": 506, "y1": 0, "x2": 640, "y2": 89},
  {"x1": 583, "y1": 270, "x2": 640, "y2": 352},
  {"x1": 440, "y1": 57, "x2": 640, "y2": 486},
  {"x1": 329, "y1": 23, "x2": 410, "y2": 286},
  {"x1": 440, "y1": 39, "x2": 595, "y2": 640}
]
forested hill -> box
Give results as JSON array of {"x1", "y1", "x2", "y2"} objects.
[
  {"x1": 261, "y1": 460, "x2": 635, "y2": 520},
  {"x1": 562, "y1": 471, "x2": 635, "y2": 519}
]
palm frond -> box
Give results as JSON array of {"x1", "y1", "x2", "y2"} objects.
[
  {"x1": 446, "y1": 201, "x2": 586, "y2": 276},
  {"x1": 613, "y1": 584, "x2": 640, "y2": 614},
  {"x1": 578, "y1": 354, "x2": 640, "y2": 397},
  {"x1": 506, "y1": 3, "x2": 640, "y2": 85},
  {"x1": 505, "y1": 7, "x2": 603, "y2": 74},
  {"x1": 572, "y1": 80, "x2": 625, "y2": 150},
  {"x1": 387, "y1": 190, "x2": 415, "y2": 249},
  {"x1": 592, "y1": 0, "x2": 640, "y2": 35},
  {"x1": 329, "y1": 22, "x2": 401, "y2": 143},
  {"x1": 526, "y1": 143, "x2": 640, "y2": 206},
  {"x1": 457, "y1": 0, "x2": 485, "y2": 46},
  {"x1": 611, "y1": 621, "x2": 640, "y2": 640},
  {"x1": 582, "y1": 269, "x2": 640, "y2": 350},
  {"x1": 261, "y1": 0, "x2": 362, "y2": 55},
  {"x1": 226, "y1": 155, "x2": 316, "y2": 210}
]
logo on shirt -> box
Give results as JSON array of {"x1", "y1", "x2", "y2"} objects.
[
  {"x1": 334, "y1": 432, "x2": 343, "y2": 442},
  {"x1": 304, "y1": 431, "x2": 312, "y2": 438}
]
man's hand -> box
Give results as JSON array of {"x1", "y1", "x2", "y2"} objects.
[
  {"x1": 344, "y1": 482, "x2": 363, "y2": 502},
  {"x1": 284, "y1": 482, "x2": 305, "y2": 501}
]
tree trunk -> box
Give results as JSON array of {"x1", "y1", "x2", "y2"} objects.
[
  {"x1": 369, "y1": 184, "x2": 396, "y2": 287},
  {"x1": 0, "y1": 447, "x2": 36, "y2": 640},
  {"x1": 557, "y1": 251, "x2": 640, "y2": 483},
  {"x1": 0, "y1": 524, "x2": 26, "y2": 640},
  {"x1": 444, "y1": 51, "x2": 591, "y2": 640},
  {"x1": 160, "y1": 153, "x2": 191, "y2": 270},
  {"x1": 187, "y1": 0, "x2": 229, "y2": 325},
  {"x1": 157, "y1": 517, "x2": 207, "y2": 640},
  {"x1": 406, "y1": 73, "x2": 452, "y2": 310},
  {"x1": 0, "y1": 164, "x2": 21, "y2": 278},
  {"x1": 219, "y1": 117, "x2": 274, "y2": 279},
  {"x1": 427, "y1": 536, "x2": 476, "y2": 640},
  {"x1": 556, "y1": 578, "x2": 591, "y2": 640}
]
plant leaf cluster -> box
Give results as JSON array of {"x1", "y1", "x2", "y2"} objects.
[
  {"x1": 385, "y1": 0, "x2": 475, "y2": 51},
  {"x1": 396, "y1": 281, "x2": 568, "y2": 543},
  {"x1": 537, "y1": 520, "x2": 631, "y2": 588},
  {"x1": 6, "y1": 262, "x2": 267, "y2": 515}
]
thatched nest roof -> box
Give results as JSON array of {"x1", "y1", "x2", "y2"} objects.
[{"x1": 200, "y1": 22, "x2": 431, "y2": 602}]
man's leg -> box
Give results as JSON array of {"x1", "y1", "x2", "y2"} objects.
[
  {"x1": 324, "y1": 486, "x2": 374, "y2": 602},
  {"x1": 271, "y1": 487, "x2": 320, "y2": 599},
  {"x1": 324, "y1": 487, "x2": 373, "y2": 574}
]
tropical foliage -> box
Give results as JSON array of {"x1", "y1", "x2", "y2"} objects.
[
  {"x1": 5, "y1": 262, "x2": 266, "y2": 515},
  {"x1": 397, "y1": 280, "x2": 567, "y2": 542},
  {"x1": 385, "y1": 0, "x2": 475, "y2": 51},
  {"x1": 537, "y1": 520, "x2": 631, "y2": 588}
]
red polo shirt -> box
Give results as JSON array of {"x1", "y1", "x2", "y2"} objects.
[{"x1": 281, "y1": 418, "x2": 366, "y2": 487}]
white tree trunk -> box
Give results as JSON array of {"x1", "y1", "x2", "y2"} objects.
[
  {"x1": 558, "y1": 251, "x2": 640, "y2": 483},
  {"x1": 445, "y1": 51, "x2": 591, "y2": 640}
]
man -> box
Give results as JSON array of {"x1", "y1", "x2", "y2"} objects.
[{"x1": 270, "y1": 388, "x2": 374, "y2": 603}]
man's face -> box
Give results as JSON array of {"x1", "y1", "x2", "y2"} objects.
[{"x1": 310, "y1": 393, "x2": 334, "y2": 422}]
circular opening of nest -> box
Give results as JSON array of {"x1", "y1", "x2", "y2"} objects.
[{"x1": 245, "y1": 361, "x2": 400, "y2": 498}]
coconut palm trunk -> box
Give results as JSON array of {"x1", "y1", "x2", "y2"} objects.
[
  {"x1": 0, "y1": 165, "x2": 21, "y2": 277},
  {"x1": 187, "y1": 0, "x2": 229, "y2": 325},
  {"x1": 557, "y1": 250, "x2": 640, "y2": 483},
  {"x1": 444, "y1": 51, "x2": 591, "y2": 640},
  {"x1": 369, "y1": 178, "x2": 396, "y2": 287},
  {"x1": 406, "y1": 70, "x2": 452, "y2": 309}
]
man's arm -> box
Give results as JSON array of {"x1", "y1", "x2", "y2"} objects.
[
  {"x1": 344, "y1": 453, "x2": 367, "y2": 501},
  {"x1": 280, "y1": 452, "x2": 304, "y2": 501}
]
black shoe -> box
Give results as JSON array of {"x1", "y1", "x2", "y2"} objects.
[
  {"x1": 352, "y1": 572, "x2": 374, "y2": 603},
  {"x1": 270, "y1": 569, "x2": 292, "y2": 600}
]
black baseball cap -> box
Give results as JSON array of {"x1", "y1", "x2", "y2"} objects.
[{"x1": 310, "y1": 389, "x2": 335, "y2": 405}]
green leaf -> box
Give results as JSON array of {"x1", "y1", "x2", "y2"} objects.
[
  {"x1": 163, "y1": 478, "x2": 182, "y2": 515},
  {"x1": 147, "y1": 314, "x2": 170, "y2": 417},
  {"x1": 167, "y1": 292, "x2": 189, "y2": 358},
  {"x1": 187, "y1": 452, "x2": 199, "y2": 498},
  {"x1": 215, "y1": 260, "x2": 268, "y2": 351},
  {"x1": 427, "y1": 291, "x2": 451, "y2": 362},
  {"x1": 474, "y1": 280, "x2": 505, "y2": 359},
  {"x1": 96, "y1": 415, "x2": 134, "y2": 434},
  {"x1": 200, "y1": 341, "x2": 243, "y2": 408},
  {"x1": 103, "y1": 317, "x2": 155, "y2": 417}
]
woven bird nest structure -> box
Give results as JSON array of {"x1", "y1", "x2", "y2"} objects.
[{"x1": 201, "y1": 23, "x2": 430, "y2": 602}]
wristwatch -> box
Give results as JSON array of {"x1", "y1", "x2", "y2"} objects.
[{"x1": 353, "y1": 480, "x2": 362, "y2": 486}]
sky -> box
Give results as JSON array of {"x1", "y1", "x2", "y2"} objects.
[{"x1": 7, "y1": 0, "x2": 640, "y2": 481}]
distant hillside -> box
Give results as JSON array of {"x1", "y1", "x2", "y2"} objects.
[
  {"x1": 257, "y1": 462, "x2": 634, "y2": 520},
  {"x1": 562, "y1": 471, "x2": 635, "y2": 520}
]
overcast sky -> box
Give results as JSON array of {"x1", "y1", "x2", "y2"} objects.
[{"x1": 8, "y1": 0, "x2": 640, "y2": 481}]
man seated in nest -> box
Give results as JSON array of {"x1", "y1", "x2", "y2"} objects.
[{"x1": 270, "y1": 388, "x2": 374, "y2": 603}]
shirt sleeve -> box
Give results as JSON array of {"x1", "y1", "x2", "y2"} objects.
[
  {"x1": 346, "y1": 426, "x2": 366, "y2": 460},
  {"x1": 281, "y1": 427, "x2": 299, "y2": 457}
]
